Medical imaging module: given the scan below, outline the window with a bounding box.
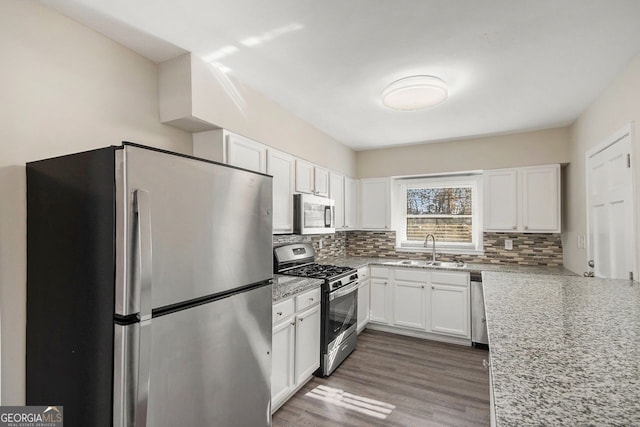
[394,175,482,253]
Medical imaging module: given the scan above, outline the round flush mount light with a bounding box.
[382,75,448,111]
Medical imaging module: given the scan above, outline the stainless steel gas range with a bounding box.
[274,243,358,376]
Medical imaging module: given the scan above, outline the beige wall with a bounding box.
[356,127,571,178]
[160,54,357,176]
[564,53,640,275]
[0,0,192,404]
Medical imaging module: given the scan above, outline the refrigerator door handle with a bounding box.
[133,189,153,426]
[134,189,153,322]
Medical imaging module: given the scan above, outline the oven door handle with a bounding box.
[329,281,359,301]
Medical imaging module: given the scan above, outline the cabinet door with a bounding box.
[393,280,426,330]
[294,304,321,384]
[267,150,295,234]
[295,159,314,194]
[329,173,345,229]
[314,167,330,197]
[360,178,390,229]
[483,170,517,231]
[271,319,295,410]
[522,165,560,232]
[226,133,267,173]
[429,272,470,338]
[344,177,357,229]
[369,278,390,324]
[357,280,370,332]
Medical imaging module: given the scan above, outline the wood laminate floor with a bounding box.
[272,329,490,427]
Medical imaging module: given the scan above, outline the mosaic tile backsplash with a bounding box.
[275,230,563,267]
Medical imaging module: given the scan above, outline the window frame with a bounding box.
[394,174,483,254]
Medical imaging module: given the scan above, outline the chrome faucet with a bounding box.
[424,233,436,263]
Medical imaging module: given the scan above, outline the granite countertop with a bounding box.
[272,274,322,303]
[319,256,575,276]
[483,271,640,425]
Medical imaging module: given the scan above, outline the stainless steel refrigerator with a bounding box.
[26,143,273,426]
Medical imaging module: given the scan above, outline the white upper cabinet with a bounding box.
[484,169,518,231]
[344,177,357,229]
[267,150,295,234]
[521,165,561,231]
[314,167,330,197]
[192,129,267,173]
[483,164,561,233]
[295,159,329,197]
[359,178,390,230]
[329,173,345,229]
[226,133,267,173]
[295,159,315,194]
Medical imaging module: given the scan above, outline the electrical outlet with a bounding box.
[505,239,513,250]
[577,235,586,249]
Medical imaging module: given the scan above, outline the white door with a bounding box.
[521,165,560,232]
[369,278,390,324]
[429,283,469,338]
[360,178,390,229]
[294,304,321,384]
[344,178,358,229]
[586,126,635,279]
[314,167,330,197]
[295,159,314,194]
[392,280,426,330]
[271,319,295,410]
[329,173,345,229]
[357,280,370,332]
[226,133,267,173]
[483,169,518,231]
[267,150,295,234]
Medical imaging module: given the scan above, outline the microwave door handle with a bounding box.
[324,206,332,227]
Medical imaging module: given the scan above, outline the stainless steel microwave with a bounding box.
[293,194,335,234]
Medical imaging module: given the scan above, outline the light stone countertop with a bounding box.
[483,271,640,426]
[272,274,322,303]
[319,256,576,276]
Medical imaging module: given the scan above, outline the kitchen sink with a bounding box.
[386,260,467,269]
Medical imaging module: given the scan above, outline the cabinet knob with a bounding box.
[431,286,435,290]
[421,285,425,289]
[277,311,283,316]
[290,321,296,326]
[309,297,314,302]
[299,317,304,322]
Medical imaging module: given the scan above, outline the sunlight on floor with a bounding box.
[305,385,396,420]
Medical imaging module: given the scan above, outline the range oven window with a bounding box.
[328,286,357,344]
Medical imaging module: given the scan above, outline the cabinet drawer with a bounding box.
[394,268,429,282]
[296,288,321,311]
[273,298,295,325]
[370,266,389,278]
[431,271,469,286]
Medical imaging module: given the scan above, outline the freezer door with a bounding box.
[116,145,273,314]
[114,284,272,426]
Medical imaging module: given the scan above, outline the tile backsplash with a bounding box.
[273,232,346,261]
[275,230,563,266]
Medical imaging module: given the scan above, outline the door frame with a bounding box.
[584,122,637,280]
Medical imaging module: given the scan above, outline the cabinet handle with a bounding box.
[277,311,283,316]
[431,286,435,290]
[384,281,388,285]
[421,285,424,289]
[309,297,314,302]
[290,321,296,326]
[299,317,304,322]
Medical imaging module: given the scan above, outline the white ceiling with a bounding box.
[41,0,640,150]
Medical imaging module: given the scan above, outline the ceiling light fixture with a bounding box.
[382,75,448,111]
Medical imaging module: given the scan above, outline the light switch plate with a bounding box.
[505,239,513,250]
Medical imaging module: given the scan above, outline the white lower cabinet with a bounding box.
[356,266,370,332]
[271,318,295,408]
[393,280,426,330]
[368,266,471,343]
[271,288,321,413]
[294,304,321,384]
[430,271,470,338]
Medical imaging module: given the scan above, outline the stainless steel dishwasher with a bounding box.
[470,272,489,348]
